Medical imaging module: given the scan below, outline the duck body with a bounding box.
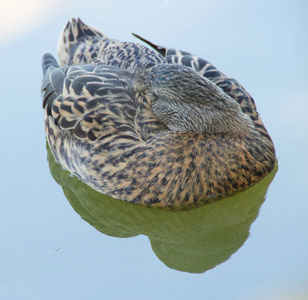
[42,18,275,207]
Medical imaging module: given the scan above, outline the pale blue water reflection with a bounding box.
[0,0,307,299]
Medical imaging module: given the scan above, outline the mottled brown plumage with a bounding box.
[41,18,276,207]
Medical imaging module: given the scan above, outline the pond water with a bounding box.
[1,1,307,299]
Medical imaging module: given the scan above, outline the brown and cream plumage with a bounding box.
[41,18,276,207]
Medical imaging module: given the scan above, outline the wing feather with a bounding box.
[42,57,140,144]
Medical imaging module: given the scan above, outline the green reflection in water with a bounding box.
[47,145,277,273]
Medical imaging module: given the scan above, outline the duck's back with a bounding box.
[58,18,166,71]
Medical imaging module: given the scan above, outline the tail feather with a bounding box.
[42,53,59,75]
[41,53,65,112]
[57,18,107,66]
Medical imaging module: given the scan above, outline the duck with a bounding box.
[41,18,276,207]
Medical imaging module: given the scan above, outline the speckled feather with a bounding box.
[41,18,275,207]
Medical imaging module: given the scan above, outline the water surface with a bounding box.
[1,1,307,299]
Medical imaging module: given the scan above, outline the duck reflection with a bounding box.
[47,145,277,273]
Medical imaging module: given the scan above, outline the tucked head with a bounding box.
[135,64,255,135]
